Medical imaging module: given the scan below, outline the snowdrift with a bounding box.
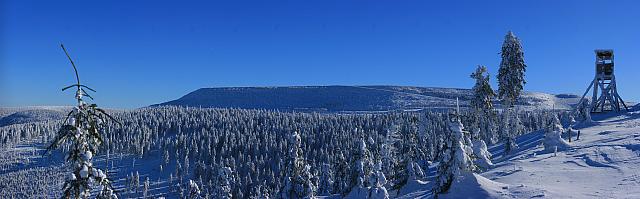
[440,172,544,199]
[397,179,430,197]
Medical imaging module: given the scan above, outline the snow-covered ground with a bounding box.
[400,104,640,199]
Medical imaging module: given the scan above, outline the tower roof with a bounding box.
[595,49,613,56]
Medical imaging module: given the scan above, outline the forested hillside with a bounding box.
[0,106,570,198]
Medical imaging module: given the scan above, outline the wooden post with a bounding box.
[568,129,572,142]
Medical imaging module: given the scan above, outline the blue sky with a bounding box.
[1,0,639,109]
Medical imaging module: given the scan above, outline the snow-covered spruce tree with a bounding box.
[470,65,497,142]
[393,118,421,191]
[497,31,525,156]
[497,31,527,108]
[501,110,519,155]
[347,136,372,197]
[318,163,333,196]
[470,128,493,171]
[368,160,389,199]
[433,114,475,196]
[450,115,476,172]
[189,179,201,198]
[214,167,233,199]
[46,44,118,199]
[543,113,570,153]
[143,177,150,199]
[470,65,496,113]
[576,98,593,124]
[333,147,350,195]
[381,122,399,189]
[281,131,315,199]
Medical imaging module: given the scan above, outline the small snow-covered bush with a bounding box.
[543,115,570,153]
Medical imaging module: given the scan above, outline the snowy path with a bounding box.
[483,107,640,198]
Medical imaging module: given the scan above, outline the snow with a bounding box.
[345,187,369,199]
[83,151,93,161]
[369,187,390,199]
[397,178,430,197]
[472,140,493,170]
[441,172,545,199]
[80,165,89,178]
[400,104,640,198]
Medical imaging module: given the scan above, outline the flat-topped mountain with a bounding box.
[154,86,581,112]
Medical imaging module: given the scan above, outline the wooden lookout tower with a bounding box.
[578,49,629,113]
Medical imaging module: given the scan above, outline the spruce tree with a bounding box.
[351,136,371,190]
[215,167,233,199]
[470,65,497,145]
[470,65,495,113]
[189,179,201,198]
[497,31,527,108]
[332,148,350,195]
[497,32,525,155]
[433,114,475,197]
[501,110,518,155]
[368,160,389,199]
[281,131,315,199]
[318,163,333,196]
[143,177,150,199]
[46,44,118,199]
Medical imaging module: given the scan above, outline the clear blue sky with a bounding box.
[1,0,639,109]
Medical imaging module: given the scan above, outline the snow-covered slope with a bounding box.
[0,107,68,127]
[154,86,581,112]
[400,104,640,199]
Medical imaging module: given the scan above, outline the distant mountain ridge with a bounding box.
[0,107,67,127]
[154,85,581,112]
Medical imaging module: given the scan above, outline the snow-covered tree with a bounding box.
[543,114,570,152]
[134,171,140,193]
[471,65,495,112]
[501,110,519,155]
[497,31,525,156]
[318,163,333,196]
[470,65,498,144]
[497,31,527,107]
[381,123,399,188]
[214,167,233,199]
[368,160,389,199]
[346,135,373,198]
[189,179,201,198]
[393,118,421,191]
[143,177,150,198]
[450,116,476,172]
[433,114,475,196]
[576,98,593,124]
[46,44,118,199]
[281,131,315,199]
[333,148,350,195]
[353,136,371,188]
[471,128,493,171]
